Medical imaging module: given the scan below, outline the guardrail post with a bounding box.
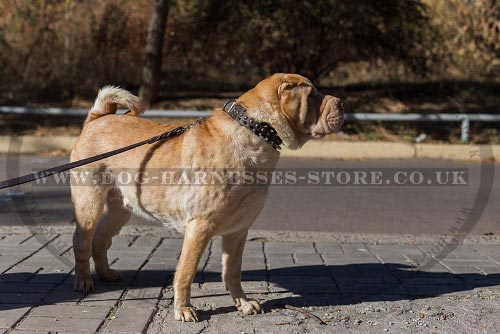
[461,117,470,143]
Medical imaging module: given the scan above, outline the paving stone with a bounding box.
[0,293,44,304]
[123,287,162,308]
[110,255,150,271]
[42,281,82,305]
[29,271,72,284]
[150,239,182,260]
[192,294,233,312]
[105,307,155,333]
[420,245,485,260]
[265,242,316,255]
[242,280,268,293]
[133,264,173,287]
[443,264,484,275]
[0,271,36,283]
[472,246,500,262]
[327,261,398,283]
[474,265,500,276]
[269,265,329,277]
[404,283,475,297]
[107,235,136,249]
[242,241,264,257]
[294,253,323,265]
[338,282,407,295]
[0,305,30,329]
[9,330,55,334]
[400,277,467,286]
[266,254,294,267]
[0,235,33,247]
[0,283,54,294]
[241,273,267,282]
[241,258,267,272]
[79,286,124,307]
[17,235,57,251]
[129,236,162,250]
[339,243,370,254]
[0,252,34,263]
[2,232,500,333]
[17,316,102,333]
[322,255,380,266]
[196,282,228,296]
[0,235,48,251]
[270,276,338,294]
[314,242,343,255]
[30,305,111,319]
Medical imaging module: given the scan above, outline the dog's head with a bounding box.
[240,73,344,149]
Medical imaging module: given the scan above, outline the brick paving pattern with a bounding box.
[0,233,499,333]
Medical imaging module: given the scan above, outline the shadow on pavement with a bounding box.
[1,264,499,318]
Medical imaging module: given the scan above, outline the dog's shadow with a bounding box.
[1,263,499,321]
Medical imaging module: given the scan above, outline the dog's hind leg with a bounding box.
[222,229,263,315]
[92,188,131,282]
[72,184,107,293]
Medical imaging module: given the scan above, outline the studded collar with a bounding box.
[222,99,283,151]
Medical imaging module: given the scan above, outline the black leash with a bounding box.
[0,116,210,190]
[0,99,283,191]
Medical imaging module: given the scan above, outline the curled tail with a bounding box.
[84,86,144,125]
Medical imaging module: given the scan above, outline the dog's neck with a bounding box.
[223,100,283,150]
[238,92,301,150]
[206,109,280,168]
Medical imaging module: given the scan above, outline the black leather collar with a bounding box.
[223,99,283,150]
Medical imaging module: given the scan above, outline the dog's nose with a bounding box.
[337,99,345,112]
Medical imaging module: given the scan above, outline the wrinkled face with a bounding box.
[277,74,344,143]
[249,73,344,148]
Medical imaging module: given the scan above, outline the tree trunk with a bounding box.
[139,0,170,107]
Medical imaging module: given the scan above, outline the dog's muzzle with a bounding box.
[311,96,345,139]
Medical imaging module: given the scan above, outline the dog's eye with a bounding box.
[308,88,318,98]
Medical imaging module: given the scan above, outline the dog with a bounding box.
[70,73,344,322]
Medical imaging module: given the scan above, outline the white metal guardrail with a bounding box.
[2,106,500,142]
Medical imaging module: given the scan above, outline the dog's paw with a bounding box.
[174,306,199,322]
[74,275,94,293]
[237,298,263,315]
[97,268,122,282]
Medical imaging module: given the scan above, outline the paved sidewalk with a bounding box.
[0,230,499,333]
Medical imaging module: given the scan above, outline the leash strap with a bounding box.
[0,117,210,190]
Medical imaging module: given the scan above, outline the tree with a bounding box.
[139,0,170,106]
[168,0,440,82]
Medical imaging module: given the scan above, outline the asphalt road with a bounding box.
[0,155,498,235]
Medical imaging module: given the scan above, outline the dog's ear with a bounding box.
[278,82,317,134]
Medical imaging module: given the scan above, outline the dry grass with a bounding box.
[0,0,498,106]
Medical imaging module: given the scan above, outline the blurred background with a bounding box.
[0,0,498,144]
[0,0,499,235]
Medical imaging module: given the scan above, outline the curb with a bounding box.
[0,135,499,161]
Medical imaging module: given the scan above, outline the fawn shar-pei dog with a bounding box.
[71,73,344,322]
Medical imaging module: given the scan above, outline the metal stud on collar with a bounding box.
[223,99,283,150]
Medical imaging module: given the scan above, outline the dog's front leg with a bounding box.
[222,229,263,315]
[174,219,214,322]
